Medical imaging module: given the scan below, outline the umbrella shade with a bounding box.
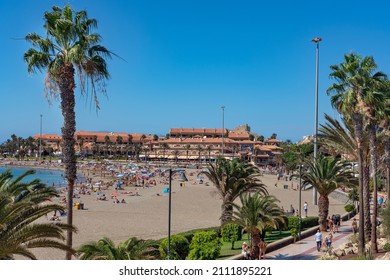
[162,188,169,193]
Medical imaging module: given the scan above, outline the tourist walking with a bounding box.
[324,232,333,250]
[314,229,322,252]
[328,216,334,233]
[351,218,358,234]
[303,202,308,217]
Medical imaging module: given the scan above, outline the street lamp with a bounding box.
[165,168,188,260]
[167,169,173,260]
[221,106,225,158]
[298,164,303,240]
[311,37,322,205]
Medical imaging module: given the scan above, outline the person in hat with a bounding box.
[242,242,248,260]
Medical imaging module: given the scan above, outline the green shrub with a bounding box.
[290,228,298,240]
[344,204,355,213]
[221,223,242,249]
[180,226,221,243]
[287,216,299,230]
[383,243,390,252]
[159,235,189,260]
[301,216,319,229]
[187,231,222,260]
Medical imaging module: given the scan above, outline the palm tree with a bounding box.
[230,193,287,246]
[24,5,112,259]
[185,144,191,162]
[160,143,169,162]
[201,157,268,225]
[327,53,381,256]
[0,170,76,260]
[298,156,357,231]
[77,237,159,260]
[116,135,123,159]
[127,134,133,159]
[363,80,388,253]
[318,114,374,237]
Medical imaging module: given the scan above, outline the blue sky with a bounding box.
[1,0,390,143]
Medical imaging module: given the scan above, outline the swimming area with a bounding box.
[0,166,86,187]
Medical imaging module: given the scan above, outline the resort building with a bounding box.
[34,127,283,166]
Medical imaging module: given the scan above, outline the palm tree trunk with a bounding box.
[363,161,371,240]
[318,194,329,231]
[353,112,365,257]
[59,64,77,260]
[368,123,378,253]
[384,135,390,200]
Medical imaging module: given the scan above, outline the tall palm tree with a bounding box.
[318,113,374,236]
[201,157,268,225]
[327,53,381,256]
[24,5,112,259]
[363,80,388,253]
[116,135,123,159]
[77,237,159,260]
[127,134,133,159]
[185,144,191,162]
[0,170,76,260]
[298,156,357,231]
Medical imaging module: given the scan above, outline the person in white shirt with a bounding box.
[314,229,322,252]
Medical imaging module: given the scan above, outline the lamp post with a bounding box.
[168,168,173,260]
[39,114,43,160]
[298,164,303,240]
[311,37,321,205]
[221,106,225,158]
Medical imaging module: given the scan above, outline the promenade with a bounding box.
[265,219,354,260]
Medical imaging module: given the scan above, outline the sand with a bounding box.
[4,160,347,260]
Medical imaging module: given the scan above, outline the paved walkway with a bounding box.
[265,219,354,260]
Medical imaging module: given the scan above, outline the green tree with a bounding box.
[0,170,76,260]
[78,237,159,260]
[201,157,268,225]
[159,235,189,260]
[327,53,381,256]
[221,223,242,250]
[24,5,112,259]
[230,193,286,253]
[298,156,357,231]
[187,231,222,260]
[364,78,388,253]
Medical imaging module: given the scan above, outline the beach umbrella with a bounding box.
[162,188,169,193]
[178,173,188,182]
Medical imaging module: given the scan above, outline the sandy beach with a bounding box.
[3,160,348,260]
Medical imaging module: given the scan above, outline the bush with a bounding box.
[383,243,390,252]
[187,231,222,260]
[221,223,242,250]
[287,216,299,230]
[159,235,189,260]
[301,216,319,229]
[290,228,298,240]
[344,204,355,213]
[180,226,221,243]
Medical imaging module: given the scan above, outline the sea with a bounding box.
[0,166,86,187]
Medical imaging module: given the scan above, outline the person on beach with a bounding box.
[314,229,322,252]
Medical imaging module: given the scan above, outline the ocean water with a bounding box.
[0,166,85,187]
